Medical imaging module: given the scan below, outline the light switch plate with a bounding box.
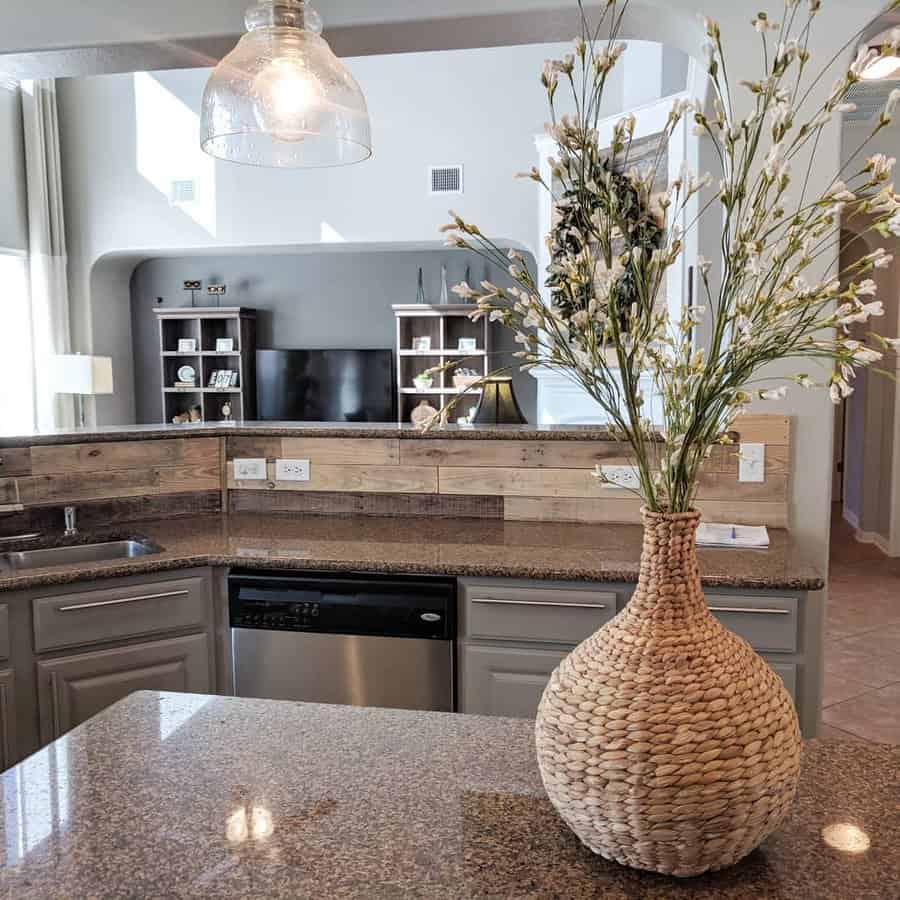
[275,458,310,482]
[738,443,765,483]
[233,458,267,480]
[599,465,641,490]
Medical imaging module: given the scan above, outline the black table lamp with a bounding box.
[472,377,527,425]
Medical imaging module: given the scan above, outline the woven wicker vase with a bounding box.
[535,508,802,877]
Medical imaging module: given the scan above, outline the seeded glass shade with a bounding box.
[200,0,372,168]
[472,377,528,425]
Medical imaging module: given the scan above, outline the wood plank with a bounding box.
[225,437,284,459]
[25,463,221,505]
[696,471,789,501]
[725,414,790,445]
[30,438,219,475]
[705,444,790,476]
[439,466,605,498]
[228,462,437,494]
[280,438,399,466]
[227,437,400,466]
[0,447,32,477]
[504,497,788,527]
[400,439,634,469]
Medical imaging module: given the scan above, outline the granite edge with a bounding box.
[0,548,825,593]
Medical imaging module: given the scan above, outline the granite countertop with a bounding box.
[0,691,895,899]
[0,513,824,592]
[0,421,625,447]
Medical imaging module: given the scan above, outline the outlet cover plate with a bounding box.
[738,443,766,483]
[234,458,267,480]
[275,458,311,482]
[600,465,641,490]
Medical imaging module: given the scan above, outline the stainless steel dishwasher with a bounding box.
[229,570,456,711]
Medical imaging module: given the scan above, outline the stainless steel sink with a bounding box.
[0,540,159,572]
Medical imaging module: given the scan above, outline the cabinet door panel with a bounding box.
[460,643,568,718]
[38,633,210,742]
[766,660,797,702]
[0,668,16,771]
[0,604,8,661]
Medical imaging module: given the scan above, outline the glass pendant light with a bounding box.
[200,0,372,168]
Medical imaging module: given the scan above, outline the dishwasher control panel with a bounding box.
[228,570,455,640]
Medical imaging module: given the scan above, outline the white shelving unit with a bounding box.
[154,307,256,424]
[392,304,490,425]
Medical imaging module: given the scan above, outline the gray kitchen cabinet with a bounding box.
[457,576,816,736]
[0,668,16,771]
[37,633,212,742]
[461,644,568,718]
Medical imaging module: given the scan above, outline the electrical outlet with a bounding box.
[275,458,310,482]
[600,465,641,490]
[234,458,267,480]
[738,443,766,483]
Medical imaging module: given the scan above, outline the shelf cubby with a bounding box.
[392,304,490,425]
[155,307,256,424]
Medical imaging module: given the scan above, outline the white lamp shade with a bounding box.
[51,355,114,396]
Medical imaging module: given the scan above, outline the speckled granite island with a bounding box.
[0,692,895,899]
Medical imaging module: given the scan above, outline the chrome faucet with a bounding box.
[64,506,78,537]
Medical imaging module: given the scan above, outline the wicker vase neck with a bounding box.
[625,508,707,625]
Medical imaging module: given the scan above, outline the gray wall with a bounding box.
[0,86,28,252]
[130,248,538,424]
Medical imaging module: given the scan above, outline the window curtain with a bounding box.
[20,78,74,432]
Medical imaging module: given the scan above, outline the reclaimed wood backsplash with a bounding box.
[225,416,791,526]
[0,416,790,527]
[0,438,221,510]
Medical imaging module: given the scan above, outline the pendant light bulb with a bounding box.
[252,58,324,142]
[201,0,372,167]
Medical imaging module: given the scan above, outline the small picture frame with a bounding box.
[457,337,478,352]
[215,371,230,389]
[411,336,432,353]
[215,338,235,353]
[177,338,197,353]
[229,371,239,387]
[208,369,220,388]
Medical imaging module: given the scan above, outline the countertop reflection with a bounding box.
[0,692,895,899]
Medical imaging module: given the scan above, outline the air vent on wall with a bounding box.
[844,80,900,123]
[429,165,464,195]
[170,179,197,205]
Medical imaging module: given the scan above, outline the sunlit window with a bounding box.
[0,252,34,434]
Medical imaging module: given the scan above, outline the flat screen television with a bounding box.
[256,349,396,422]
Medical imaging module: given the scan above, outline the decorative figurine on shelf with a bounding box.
[415,267,426,304]
[413,373,434,391]
[171,403,201,424]
[439,264,449,305]
[221,401,233,422]
[410,399,438,429]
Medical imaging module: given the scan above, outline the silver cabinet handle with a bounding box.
[708,606,790,615]
[58,589,189,612]
[472,597,607,610]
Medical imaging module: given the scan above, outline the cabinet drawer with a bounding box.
[767,661,797,702]
[706,594,798,652]
[460,643,568,718]
[464,584,615,644]
[33,575,209,653]
[0,605,8,661]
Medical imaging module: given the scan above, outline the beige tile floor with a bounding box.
[819,507,900,742]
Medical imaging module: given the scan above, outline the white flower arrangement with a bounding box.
[441,0,900,513]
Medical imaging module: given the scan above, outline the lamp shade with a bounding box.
[472,377,527,425]
[51,355,114,396]
[200,0,372,168]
